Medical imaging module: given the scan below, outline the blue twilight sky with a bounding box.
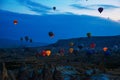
[0,0,120,21]
[0,0,120,44]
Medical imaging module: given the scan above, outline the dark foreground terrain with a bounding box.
[0,35,120,80]
[0,51,120,80]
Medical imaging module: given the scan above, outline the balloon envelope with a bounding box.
[13,20,18,25]
[69,42,74,47]
[53,6,56,10]
[48,32,54,38]
[87,32,91,38]
[46,50,51,56]
[103,47,108,52]
[98,7,103,13]
[59,48,65,53]
[41,50,46,56]
[69,48,74,53]
[90,43,96,48]
[78,44,84,49]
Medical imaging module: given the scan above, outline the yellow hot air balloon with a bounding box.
[46,50,51,56]
[103,47,108,52]
[69,42,74,47]
[69,48,74,53]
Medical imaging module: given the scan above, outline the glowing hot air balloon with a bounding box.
[103,47,108,52]
[69,48,74,53]
[46,50,51,56]
[13,20,18,25]
[98,7,103,13]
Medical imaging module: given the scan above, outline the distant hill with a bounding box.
[48,35,120,49]
[0,38,48,48]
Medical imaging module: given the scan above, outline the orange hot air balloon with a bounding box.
[46,50,51,56]
[69,42,74,47]
[69,48,74,53]
[103,47,108,52]
[13,20,18,25]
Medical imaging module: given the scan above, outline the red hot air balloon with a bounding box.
[98,7,103,13]
[90,43,96,48]
[48,32,54,38]
[41,50,46,56]
[13,20,18,25]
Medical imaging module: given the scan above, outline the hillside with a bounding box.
[0,38,48,48]
[48,35,120,49]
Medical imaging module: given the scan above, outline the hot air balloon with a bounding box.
[29,39,32,43]
[53,6,56,11]
[78,44,84,49]
[24,36,29,42]
[86,49,94,55]
[69,48,74,53]
[46,50,51,56]
[13,20,18,25]
[90,43,96,48]
[20,37,23,42]
[69,42,74,47]
[41,50,46,56]
[98,7,103,13]
[78,45,83,49]
[59,48,64,56]
[103,47,108,52]
[48,32,54,38]
[87,32,91,38]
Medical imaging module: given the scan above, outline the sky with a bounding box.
[0,0,120,21]
[0,0,120,44]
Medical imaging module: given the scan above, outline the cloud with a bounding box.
[71,4,94,10]
[96,4,120,9]
[17,0,51,14]
[71,3,120,11]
